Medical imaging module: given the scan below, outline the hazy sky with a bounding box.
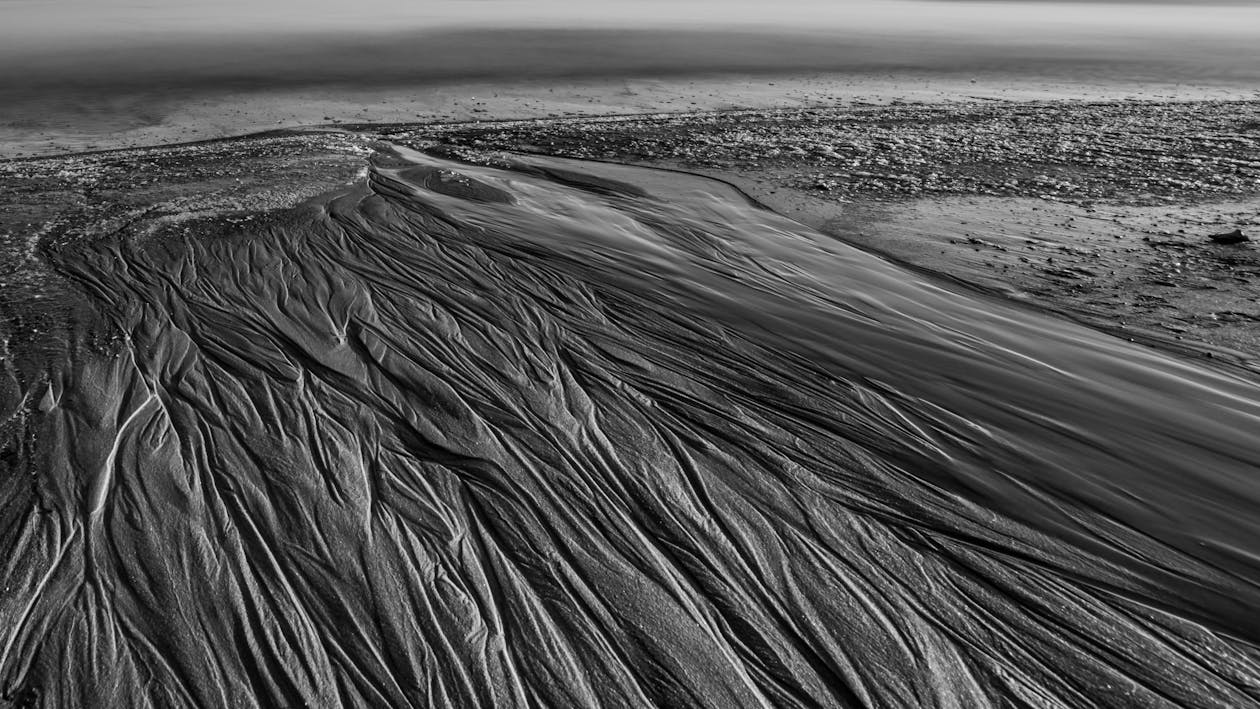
[4,0,1260,47]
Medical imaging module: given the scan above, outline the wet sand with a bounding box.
[5,132,1260,706]
[405,100,1260,369]
[6,23,1260,697]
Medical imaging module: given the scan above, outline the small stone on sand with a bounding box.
[1209,229,1248,245]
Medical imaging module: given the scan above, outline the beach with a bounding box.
[6,5,1260,706]
[376,99,1260,367]
[5,125,1260,705]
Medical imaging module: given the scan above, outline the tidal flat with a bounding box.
[4,97,1260,707]
[397,99,1260,367]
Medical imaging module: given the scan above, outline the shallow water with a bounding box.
[4,146,1260,706]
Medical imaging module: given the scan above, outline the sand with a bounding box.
[395,99,1260,371]
[750,191,1260,365]
[6,139,1260,706]
[6,33,1260,701]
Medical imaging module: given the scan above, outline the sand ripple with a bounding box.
[4,146,1260,707]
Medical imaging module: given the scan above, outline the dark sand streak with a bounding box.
[3,144,1260,706]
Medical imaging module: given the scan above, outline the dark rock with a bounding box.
[1209,229,1248,245]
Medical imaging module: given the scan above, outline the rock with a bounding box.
[1208,228,1249,245]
